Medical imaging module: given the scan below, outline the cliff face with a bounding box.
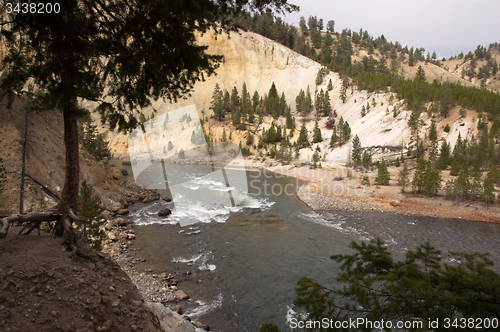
[95,30,481,166]
[95,30,322,158]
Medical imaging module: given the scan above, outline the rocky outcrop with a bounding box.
[144,302,195,332]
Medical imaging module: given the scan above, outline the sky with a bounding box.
[278,0,500,58]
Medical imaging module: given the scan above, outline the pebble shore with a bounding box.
[297,186,389,213]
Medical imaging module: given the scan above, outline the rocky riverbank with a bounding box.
[100,213,212,331]
[256,162,500,223]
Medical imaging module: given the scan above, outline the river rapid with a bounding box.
[113,161,500,331]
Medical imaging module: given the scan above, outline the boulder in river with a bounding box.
[158,208,172,217]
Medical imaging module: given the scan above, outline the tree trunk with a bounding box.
[54,108,80,243]
[19,110,28,214]
[58,108,80,215]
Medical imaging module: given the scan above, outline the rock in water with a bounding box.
[158,208,172,217]
[121,169,128,176]
[117,209,129,215]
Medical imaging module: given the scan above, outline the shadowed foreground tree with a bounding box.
[0,0,297,246]
[294,239,500,331]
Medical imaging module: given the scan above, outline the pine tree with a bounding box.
[438,140,452,169]
[285,108,294,129]
[375,160,390,185]
[245,133,253,146]
[77,181,105,250]
[322,90,332,116]
[210,83,224,121]
[398,162,410,193]
[424,160,442,196]
[294,239,500,329]
[340,76,348,103]
[483,164,498,204]
[327,79,333,91]
[297,122,309,148]
[311,148,321,169]
[221,128,227,142]
[341,119,351,143]
[313,121,322,143]
[416,65,426,81]
[351,135,362,167]
[429,120,438,143]
[330,127,338,147]
[178,149,185,159]
[83,122,112,161]
[362,151,372,168]
[412,157,426,192]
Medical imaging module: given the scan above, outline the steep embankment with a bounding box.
[0,96,160,214]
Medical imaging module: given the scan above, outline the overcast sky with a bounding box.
[279,0,500,58]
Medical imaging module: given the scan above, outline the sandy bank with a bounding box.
[247,160,500,223]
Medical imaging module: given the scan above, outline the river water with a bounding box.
[113,161,500,331]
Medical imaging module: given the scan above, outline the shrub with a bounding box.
[77,181,105,250]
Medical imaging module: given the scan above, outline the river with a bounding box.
[112,161,500,331]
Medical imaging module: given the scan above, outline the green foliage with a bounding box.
[311,147,321,169]
[398,162,410,192]
[190,129,205,145]
[429,120,438,142]
[246,133,254,146]
[444,123,451,132]
[438,140,452,169]
[415,65,426,81]
[483,164,498,204]
[315,67,329,86]
[83,122,112,161]
[337,117,351,144]
[178,149,185,159]
[329,127,338,147]
[294,239,500,331]
[375,159,390,185]
[362,151,372,169]
[351,135,362,167]
[77,181,105,250]
[340,76,348,103]
[167,141,173,151]
[327,79,333,91]
[210,83,224,121]
[297,122,309,148]
[312,121,322,143]
[361,176,370,186]
[259,322,283,332]
[296,86,313,116]
[221,128,227,142]
[412,157,426,192]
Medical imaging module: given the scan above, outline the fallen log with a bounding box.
[0,211,62,239]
